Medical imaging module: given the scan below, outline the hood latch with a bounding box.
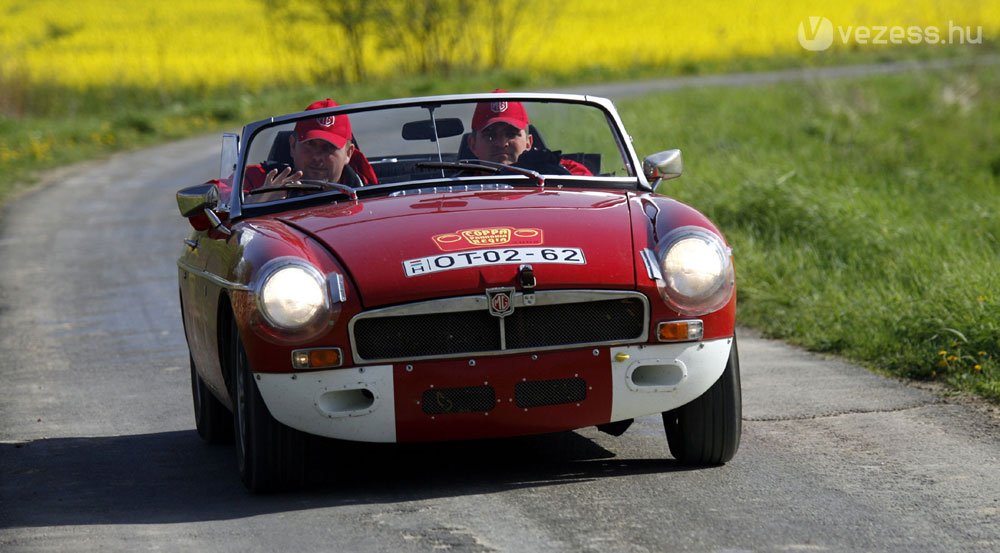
[519,264,536,306]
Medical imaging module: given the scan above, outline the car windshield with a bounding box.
[236,97,637,207]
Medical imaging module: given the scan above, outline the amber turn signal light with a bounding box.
[291,347,343,370]
[656,320,704,342]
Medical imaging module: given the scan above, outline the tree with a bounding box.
[259,0,383,83]
[315,0,376,82]
[479,0,531,70]
[391,0,476,75]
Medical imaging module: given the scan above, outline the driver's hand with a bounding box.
[263,166,304,187]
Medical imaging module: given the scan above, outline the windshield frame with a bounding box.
[227,92,649,221]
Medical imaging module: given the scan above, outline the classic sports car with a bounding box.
[176,92,740,492]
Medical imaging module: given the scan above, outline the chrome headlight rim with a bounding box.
[655,226,735,316]
[253,257,333,332]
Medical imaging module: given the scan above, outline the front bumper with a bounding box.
[255,337,733,443]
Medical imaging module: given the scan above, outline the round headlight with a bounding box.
[657,227,734,315]
[258,262,329,330]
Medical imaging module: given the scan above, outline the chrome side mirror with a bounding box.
[220,133,239,180]
[176,183,220,218]
[643,149,683,183]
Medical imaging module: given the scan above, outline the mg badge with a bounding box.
[486,287,515,318]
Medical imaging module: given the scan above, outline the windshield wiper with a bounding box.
[245,180,358,200]
[415,159,545,187]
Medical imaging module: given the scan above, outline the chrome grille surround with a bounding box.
[349,290,649,364]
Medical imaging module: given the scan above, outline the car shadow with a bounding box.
[1,428,698,528]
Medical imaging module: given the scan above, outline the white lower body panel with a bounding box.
[253,337,733,442]
[609,338,733,422]
[255,365,397,442]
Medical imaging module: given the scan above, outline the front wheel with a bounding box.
[231,321,305,492]
[663,335,742,465]
[190,354,232,444]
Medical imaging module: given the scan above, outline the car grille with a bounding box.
[353,309,501,360]
[350,290,648,363]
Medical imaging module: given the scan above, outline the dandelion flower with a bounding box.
[937,359,948,368]
[974,364,982,371]
[938,350,947,356]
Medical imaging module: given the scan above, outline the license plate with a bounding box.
[403,247,586,277]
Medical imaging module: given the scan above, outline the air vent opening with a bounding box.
[629,363,686,389]
[318,388,376,415]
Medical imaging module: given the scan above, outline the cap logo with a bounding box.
[318,115,335,127]
[490,101,508,114]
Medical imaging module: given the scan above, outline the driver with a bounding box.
[244,98,377,192]
[190,99,376,229]
[466,89,592,176]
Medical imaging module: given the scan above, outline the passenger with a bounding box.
[466,89,592,176]
[244,98,377,193]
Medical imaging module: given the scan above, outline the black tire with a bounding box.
[231,321,305,493]
[663,335,742,465]
[190,354,233,444]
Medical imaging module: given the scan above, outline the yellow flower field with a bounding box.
[0,0,997,94]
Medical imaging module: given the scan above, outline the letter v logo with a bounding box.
[798,16,834,51]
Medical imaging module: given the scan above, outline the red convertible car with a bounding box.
[176,92,740,492]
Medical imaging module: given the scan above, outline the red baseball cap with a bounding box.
[472,89,529,132]
[294,98,352,149]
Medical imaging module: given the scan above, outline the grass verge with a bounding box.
[620,60,999,400]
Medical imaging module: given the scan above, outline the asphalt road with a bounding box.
[2,63,1000,552]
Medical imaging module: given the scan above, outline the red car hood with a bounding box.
[278,189,637,308]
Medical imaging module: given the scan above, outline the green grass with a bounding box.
[620,61,1000,400]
